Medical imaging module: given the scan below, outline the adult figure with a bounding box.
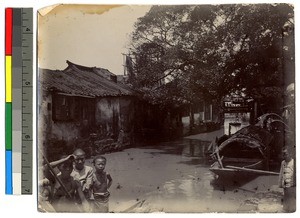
[279,147,296,212]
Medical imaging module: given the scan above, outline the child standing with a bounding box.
[71,148,94,202]
[91,155,113,212]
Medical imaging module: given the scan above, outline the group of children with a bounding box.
[39,148,112,213]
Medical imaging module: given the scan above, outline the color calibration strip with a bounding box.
[6,7,13,195]
[5,8,33,195]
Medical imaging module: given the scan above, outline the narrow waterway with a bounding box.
[86,138,282,213]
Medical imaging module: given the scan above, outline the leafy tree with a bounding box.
[128,4,294,123]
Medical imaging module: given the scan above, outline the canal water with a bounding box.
[86,138,282,213]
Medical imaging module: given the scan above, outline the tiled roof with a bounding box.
[39,61,134,97]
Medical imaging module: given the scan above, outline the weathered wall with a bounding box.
[39,93,95,141]
[38,91,52,150]
[95,96,134,142]
[39,93,136,160]
[95,97,120,139]
[39,92,82,160]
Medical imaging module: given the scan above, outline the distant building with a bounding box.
[222,94,255,135]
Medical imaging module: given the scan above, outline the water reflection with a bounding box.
[182,139,211,158]
[211,174,258,192]
[161,174,215,199]
[161,138,217,198]
[146,138,260,195]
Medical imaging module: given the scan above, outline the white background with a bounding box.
[0,0,298,217]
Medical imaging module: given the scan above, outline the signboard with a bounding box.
[223,99,251,113]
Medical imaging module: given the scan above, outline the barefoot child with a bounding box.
[91,155,113,212]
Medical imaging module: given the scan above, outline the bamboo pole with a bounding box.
[226,165,280,175]
[40,151,73,199]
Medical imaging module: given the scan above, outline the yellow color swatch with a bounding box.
[6,55,12,102]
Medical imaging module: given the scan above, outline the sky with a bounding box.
[38,4,151,74]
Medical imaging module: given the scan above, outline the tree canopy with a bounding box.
[128,4,294,113]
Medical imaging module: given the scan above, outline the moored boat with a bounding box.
[209,116,285,178]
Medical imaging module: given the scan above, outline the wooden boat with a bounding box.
[210,161,279,178]
[209,123,281,178]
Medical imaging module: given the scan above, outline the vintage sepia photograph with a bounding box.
[37,4,295,213]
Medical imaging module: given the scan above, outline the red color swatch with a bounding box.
[5,8,13,55]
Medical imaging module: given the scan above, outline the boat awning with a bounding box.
[218,125,273,158]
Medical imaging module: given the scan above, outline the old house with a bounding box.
[39,61,135,159]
